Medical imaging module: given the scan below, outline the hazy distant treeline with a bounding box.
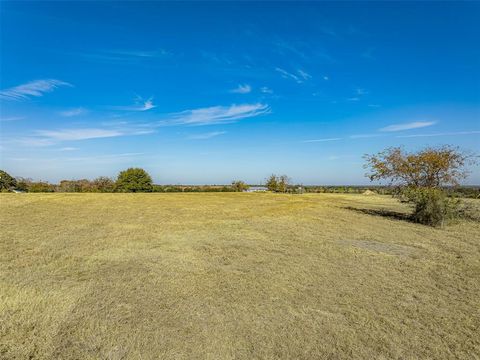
[6,178,480,198]
[2,161,479,198]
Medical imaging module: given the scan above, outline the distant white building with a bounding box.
[244,186,268,192]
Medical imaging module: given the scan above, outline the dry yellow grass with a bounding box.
[1,193,479,359]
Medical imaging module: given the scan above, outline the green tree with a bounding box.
[231,180,249,192]
[266,174,278,192]
[115,168,153,192]
[277,175,290,193]
[15,177,29,192]
[0,170,17,191]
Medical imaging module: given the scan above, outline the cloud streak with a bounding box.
[380,121,436,132]
[14,103,269,147]
[302,138,342,143]
[0,79,72,101]
[230,84,252,94]
[164,103,270,126]
[397,130,480,138]
[260,87,273,94]
[0,116,25,122]
[59,107,87,117]
[188,131,226,140]
[20,127,154,146]
[113,96,156,111]
[275,68,311,83]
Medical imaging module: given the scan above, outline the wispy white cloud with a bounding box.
[113,96,156,111]
[0,116,24,122]
[35,128,126,141]
[276,68,311,83]
[274,39,307,59]
[297,69,311,80]
[0,79,72,101]
[59,107,87,117]
[106,49,169,58]
[323,75,329,81]
[13,103,269,148]
[164,103,270,126]
[368,104,381,108]
[356,88,369,95]
[397,130,480,138]
[380,121,436,132]
[349,134,383,139]
[58,147,79,151]
[188,131,226,140]
[260,86,273,94]
[230,84,251,94]
[80,49,170,63]
[302,137,342,143]
[29,127,153,144]
[346,88,369,102]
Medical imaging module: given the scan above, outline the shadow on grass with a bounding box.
[345,207,413,223]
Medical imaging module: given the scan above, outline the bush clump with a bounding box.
[115,168,153,192]
[401,187,461,227]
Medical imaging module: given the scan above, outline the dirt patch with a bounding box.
[338,239,416,257]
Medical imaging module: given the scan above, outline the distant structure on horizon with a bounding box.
[244,186,268,193]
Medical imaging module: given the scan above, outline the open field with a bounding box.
[1,193,479,359]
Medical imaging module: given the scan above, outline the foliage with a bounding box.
[364,146,475,188]
[277,175,290,193]
[265,174,290,193]
[401,187,461,227]
[266,174,278,192]
[27,181,55,193]
[0,170,17,191]
[231,180,249,192]
[58,179,93,192]
[14,178,29,192]
[93,177,115,193]
[115,168,153,192]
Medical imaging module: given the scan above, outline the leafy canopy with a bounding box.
[0,170,17,191]
[265,174,290,193]
[231,180,249,192]
[115,168,153,192]
[364,146,475,188]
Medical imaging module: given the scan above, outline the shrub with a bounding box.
[58,179,94,192]
[266,174,278,192]
[115,168,153,192]
[231,180,249,192]
[27,181,55,193]
[93,177,115,192]
[0,170,17,191]
[402,187,461,227]
[265,174,290,193]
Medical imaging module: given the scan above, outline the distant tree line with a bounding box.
[1,146,479,205]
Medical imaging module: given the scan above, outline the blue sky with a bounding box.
[1,1,479,185]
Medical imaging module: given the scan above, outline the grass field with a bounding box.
[1,193,479,359]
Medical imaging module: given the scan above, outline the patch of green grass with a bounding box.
[1,193,479,359]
